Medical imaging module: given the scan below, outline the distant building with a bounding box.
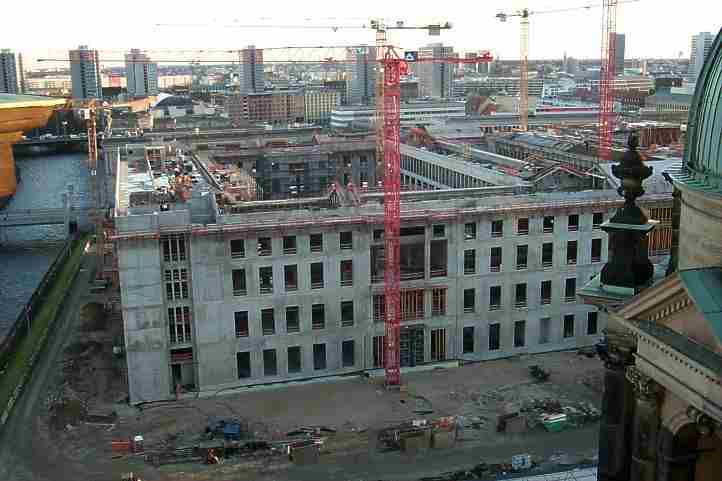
[417,43,455,99]
[464,52,480,74]
[614,33,626,74]
[323,79,348,105]
[228,91,304,126]
[69,45,102,100]
[346,46,376,105]
[0,49,19,94]
[453,77,545,97]
[304,89,340,125]
[581,75,654,94]
[239,46,264,94]
[125,49,159,98]
[688,32,714,81]
[400,80,419,101]
[330,100,465,129]
[25,75,73,95]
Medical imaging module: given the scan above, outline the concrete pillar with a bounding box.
[626,366,662,481]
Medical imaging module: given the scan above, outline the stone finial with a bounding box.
[600,131,656,289]
[610,131,654,225]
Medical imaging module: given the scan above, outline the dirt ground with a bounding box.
[104,351,603,481]
[22,296,605,481]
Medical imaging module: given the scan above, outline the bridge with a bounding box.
[0,207,91,228]
[16,135,90,146]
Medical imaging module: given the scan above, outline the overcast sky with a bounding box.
[5,0,720,68]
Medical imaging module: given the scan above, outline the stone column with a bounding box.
[656,406,715,481]
[598,337,636,481]
[627,366,662,481]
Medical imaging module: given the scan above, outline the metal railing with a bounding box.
[430,268,447,278]
[401,271,424,281]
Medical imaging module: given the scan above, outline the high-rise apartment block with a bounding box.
[688,32,714,81]
[417,43,455,99]
[0,49,19,94]
[239,46,264,94]
[614,33,626,74]
[125,49,159,98]
[346,46,376,105]
[69,45,102,100]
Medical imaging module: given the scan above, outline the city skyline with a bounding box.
[3,0,721,69]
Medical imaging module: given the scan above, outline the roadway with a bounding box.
[0,253,113,481]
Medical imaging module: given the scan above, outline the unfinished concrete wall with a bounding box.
[118,238,169,403]
[118,201,620,397]
[191,227,373,391]
[453,211,606,361]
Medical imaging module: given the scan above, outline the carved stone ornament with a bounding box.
[626,366,661,400]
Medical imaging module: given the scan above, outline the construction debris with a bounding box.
[378,416,457,452]
[529,365,550,382]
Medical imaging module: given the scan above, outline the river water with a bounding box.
[0,153,89,339]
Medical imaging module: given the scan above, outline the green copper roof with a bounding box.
[680,28,722,193]
[636,319,722,377]
[679,267,722,344]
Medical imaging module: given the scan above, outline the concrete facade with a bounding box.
[614,33,626,74]
[239,46,264,94]
[330,101,465,129]
[227,91,304,126]
[69,45,102,100]
[688,32,714,82]
[346,47,376,106]
[416,43,455,99]
[116,176,667,402]
[0,50,19,94]
[304,89,340,125]
[125,49,159,98]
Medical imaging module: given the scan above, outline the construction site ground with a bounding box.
[0,260,605,481]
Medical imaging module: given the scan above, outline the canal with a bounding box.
[0,153,90,339]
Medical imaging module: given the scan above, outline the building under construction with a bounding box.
[111,131,673,403]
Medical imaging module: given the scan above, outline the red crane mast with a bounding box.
[380,49,492,386]
[598,0,619,162]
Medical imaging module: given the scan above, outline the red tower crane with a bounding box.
[379,49,492,386]
[598,0,619,162]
